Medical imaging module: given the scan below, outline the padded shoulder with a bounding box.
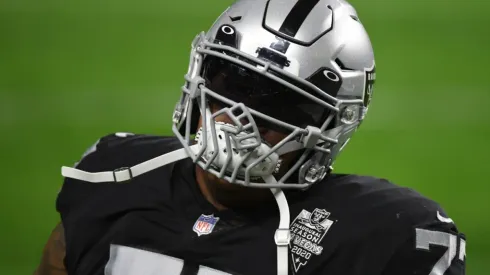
[303,174,455,232]
[73,133,183,172]
[56,133,184,273]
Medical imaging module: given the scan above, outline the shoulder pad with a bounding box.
[307,174,454,227]
[56,133,184,273]
[77,132,134,162]
[56,133,183,221]
[74,133,182,173]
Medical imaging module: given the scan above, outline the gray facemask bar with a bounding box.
[172,32,363,188]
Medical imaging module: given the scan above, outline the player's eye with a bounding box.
[202,57,329,130]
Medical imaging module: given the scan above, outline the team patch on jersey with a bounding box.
[289,208,335,273]
[193,214,220,236]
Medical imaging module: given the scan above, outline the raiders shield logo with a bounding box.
[309,208,331,230]
[363,64,376,107]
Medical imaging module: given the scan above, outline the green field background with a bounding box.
[1,0,489,274]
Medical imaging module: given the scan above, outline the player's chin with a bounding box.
[210,175,246,190]
[219,174,266,188]
[207,172,266,190]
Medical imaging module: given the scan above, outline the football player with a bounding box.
[35,0,466,274]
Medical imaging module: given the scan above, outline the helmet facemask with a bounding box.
[172,33,361,189]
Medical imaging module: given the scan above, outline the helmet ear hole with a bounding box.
[190,103,201,135]
[178,102,201,136]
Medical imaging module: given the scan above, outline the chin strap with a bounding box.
[61,145,199,183]
[264,175,291,275]
[61,139,305,184]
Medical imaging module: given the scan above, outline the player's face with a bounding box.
[194,101,300,209]
[193,62,311,209]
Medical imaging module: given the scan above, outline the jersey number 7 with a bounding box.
[416,229,466,275]
[106,245,232,275]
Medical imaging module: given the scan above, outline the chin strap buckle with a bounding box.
[112,167,133,183]
[274,228,291,246]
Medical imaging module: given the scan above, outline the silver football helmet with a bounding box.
[61,1,376,274]
[172,0,376,189]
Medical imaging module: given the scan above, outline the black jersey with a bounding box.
[57,133,466,275]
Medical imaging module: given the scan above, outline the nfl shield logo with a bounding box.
[193,214,220,236]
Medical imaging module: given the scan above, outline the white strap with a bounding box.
[61,138,305,183]
[276,138,326,156]
[265,176,291,275]
[276,140,303,156]
[275,228,290,275]
[61,145,198,183]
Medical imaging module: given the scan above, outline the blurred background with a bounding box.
[1,0,489,274]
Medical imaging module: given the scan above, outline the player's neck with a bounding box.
[194,165,277,213]
[195,166,228,211]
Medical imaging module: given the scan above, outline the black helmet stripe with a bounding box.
[278,0,321,37]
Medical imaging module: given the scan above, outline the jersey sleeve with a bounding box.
[382,218,466,275]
